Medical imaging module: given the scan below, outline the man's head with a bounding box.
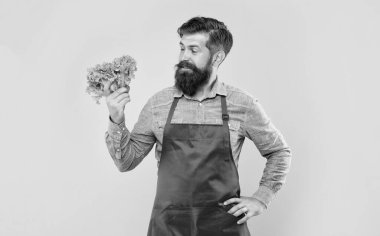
[174,17,233,96]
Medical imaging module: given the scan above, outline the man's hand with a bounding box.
[224,196,266,224]
[104,81,130,124]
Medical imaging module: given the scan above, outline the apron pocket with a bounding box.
[154,205,240,234]
[198,205,243,235]
[152,206,193,236]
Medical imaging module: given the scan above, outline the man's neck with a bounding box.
[193,71,218,101]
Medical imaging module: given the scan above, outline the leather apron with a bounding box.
[147,95,251,236]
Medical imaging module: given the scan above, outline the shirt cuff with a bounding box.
[108,115,127,141]
[251,185,276,209]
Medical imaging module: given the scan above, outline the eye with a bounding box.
[191,49,199,55]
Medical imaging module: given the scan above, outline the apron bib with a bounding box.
[147,95,251,236]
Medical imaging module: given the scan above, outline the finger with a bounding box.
[109,87,128,99]
[115,93,130,103]
[103,80,112,96]
[107,93,127,105]
[117,96,131,105]
[224,198,242,206]
[107,93,129,106]
[227,203,245,214]
[232,206,248,217]
[237,212,252,224]
[110,83,118,92]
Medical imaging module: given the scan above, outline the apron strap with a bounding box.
[221,95,229,124]
[166,97,180,126]
[221,96,231,162]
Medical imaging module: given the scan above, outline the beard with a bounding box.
[174,59,212,97]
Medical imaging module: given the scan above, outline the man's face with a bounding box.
[174,33,213,96]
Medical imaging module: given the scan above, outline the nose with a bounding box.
[179,49,191,62]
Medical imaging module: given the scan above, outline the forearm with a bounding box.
[252,147,292,208]
[104,116,154,172]
[243,97,292,208]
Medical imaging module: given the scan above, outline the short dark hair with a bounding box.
[177,16,233,56]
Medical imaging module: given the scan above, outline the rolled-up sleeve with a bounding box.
[104,98,156,172]
[241,97,292,208]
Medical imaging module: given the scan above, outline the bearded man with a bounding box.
[104,16,292,236]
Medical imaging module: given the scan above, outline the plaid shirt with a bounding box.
[105,79,291,208]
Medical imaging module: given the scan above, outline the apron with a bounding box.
[147,95,251,236]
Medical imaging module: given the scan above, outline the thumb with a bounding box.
[103,80,112,96]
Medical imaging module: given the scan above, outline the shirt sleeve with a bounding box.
[104,98,156,172]
[241,97,292,209]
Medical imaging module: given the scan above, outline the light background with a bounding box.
[1,0,379,235]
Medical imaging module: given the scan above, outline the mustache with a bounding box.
[175,61,198,71]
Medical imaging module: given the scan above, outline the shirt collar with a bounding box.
[173,77,227,100]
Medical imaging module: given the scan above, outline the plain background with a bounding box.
[1,0,379,235]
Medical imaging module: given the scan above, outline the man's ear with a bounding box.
[212,51,226,67]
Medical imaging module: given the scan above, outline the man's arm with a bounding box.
[242,97,292,209]
[104,97,156,172]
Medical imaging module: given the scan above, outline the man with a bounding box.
[104,16,291,236]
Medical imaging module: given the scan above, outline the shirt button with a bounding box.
[117,131,121,134]
[199,103,202,106]
[116,149,120,152]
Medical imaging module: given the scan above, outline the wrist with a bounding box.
[251,185,276,209]
[251,197,267,210]
[110,113,125,125]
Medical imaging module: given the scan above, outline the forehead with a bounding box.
[179,32,209,48]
